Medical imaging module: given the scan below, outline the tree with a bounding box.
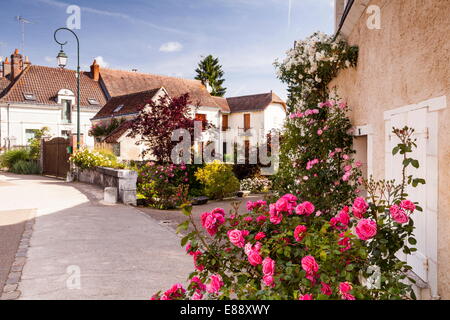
[28,126,50,160]
[127,93,209,162]
[273,32,360,215]
[195,55,226,97]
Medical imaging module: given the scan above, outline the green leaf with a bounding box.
[176,220,190,233]
[181,205,193,216]
[181,235,190,247]
[408,238,417,245]
[392,146,400,155]
[411,160,419,168]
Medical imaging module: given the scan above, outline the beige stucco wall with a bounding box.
[329,0,450,298]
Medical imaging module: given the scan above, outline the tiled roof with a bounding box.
[211,96,230,112]
[92,88,162,120]
[0,65,107,109]
[99,68,223,109]
[226,92,286,113]
[103,120,133,143]
[0,77,11,96]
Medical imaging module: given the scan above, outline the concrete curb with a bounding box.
[1,213,36,300]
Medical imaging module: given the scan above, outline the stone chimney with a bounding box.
[10,49,24,81]
[90,59,100,81]
[2,57,11,78]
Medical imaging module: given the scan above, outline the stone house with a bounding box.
[332,0,449,299]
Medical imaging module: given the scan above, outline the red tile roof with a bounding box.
[99,68,227,110]
[0,65,107,109]
[211,96,230,112]
[0,77,11,96]
[92,88,162,120]
[226,92,286,113]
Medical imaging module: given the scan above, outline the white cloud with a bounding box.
[44,56,54,63]
[159,42,183,53]
[94,56,109,68]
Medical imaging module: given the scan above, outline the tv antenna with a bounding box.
[15,16,33,54]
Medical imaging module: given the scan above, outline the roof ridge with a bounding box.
[101,67,203,84]
[109,87,163,99]
[226,92,272,100]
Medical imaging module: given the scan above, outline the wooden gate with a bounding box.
[42,137,70,178]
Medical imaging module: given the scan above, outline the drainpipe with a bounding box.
[334,0,355,40]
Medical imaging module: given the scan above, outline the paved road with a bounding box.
[139,195,265,236]
[0,173,192,300]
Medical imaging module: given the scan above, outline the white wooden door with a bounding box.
[385,107,430,282]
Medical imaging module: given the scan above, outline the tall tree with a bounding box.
[195,55,226,97]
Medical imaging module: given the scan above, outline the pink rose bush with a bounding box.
[152,126,423,300]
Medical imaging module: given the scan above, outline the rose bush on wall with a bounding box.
[152,127,425,300]
[274,32,360,214]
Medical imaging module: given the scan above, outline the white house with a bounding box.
[0,49,106,149]
[89,62,287,162]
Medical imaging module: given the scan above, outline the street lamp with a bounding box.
[54,27,80,150]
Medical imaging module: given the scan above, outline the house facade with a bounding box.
[0,49,106,149]
[332,0,449,299]
[90,62,286,162]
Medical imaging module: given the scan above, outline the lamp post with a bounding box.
[54,27,80,149]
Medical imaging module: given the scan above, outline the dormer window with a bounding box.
[88,98,99,105]
[57,89,75,124]
[113,104,124,113]
[23,92,36,101]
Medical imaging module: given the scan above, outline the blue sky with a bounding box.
[0,0,335,99]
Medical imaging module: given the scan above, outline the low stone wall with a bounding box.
[75,166,137,205]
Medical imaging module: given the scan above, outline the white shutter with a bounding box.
[385,107,429,281]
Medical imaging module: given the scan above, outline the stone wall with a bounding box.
[76,166,137,205]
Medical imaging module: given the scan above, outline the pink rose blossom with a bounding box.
[227,229,248,248]
[262,275,274,287]
[301,255,319,276]
[294,225,307,242]
[338,233,352,252]
[299,294,313,300]
[201,210,226,236]
[317,129,323,135]
[295,201,315,216]
[400,200,416,212]
[269,204,283,224]
[390,205,409,224]
[255,232,266,240]
[262,257,275,276]
[206,274,224,294]
[321,282,332,296]
[352,197,369,219]
[355,219,377,240]
[191,292,203,300]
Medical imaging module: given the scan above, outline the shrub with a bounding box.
[153,127,425,301]
[194,160,240,200]
[11,160,41,175]
[137,162,189,209]
[70,148,125,170]
[0,148,31,169]
[240,176,272,193]
[89,118,124,138]
[232,164,260,180]
[28,127,50,160]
